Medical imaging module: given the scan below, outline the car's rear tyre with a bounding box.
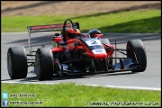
[126,39,147,72]
[35,48,54,81]
[7,47,28,79]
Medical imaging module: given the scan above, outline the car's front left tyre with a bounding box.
[126,39,147,72]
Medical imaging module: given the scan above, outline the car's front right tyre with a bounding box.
[35,48,54,81]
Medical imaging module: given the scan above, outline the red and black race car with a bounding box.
[7,19,147,81]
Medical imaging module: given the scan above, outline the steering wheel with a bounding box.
[62,19,74,42]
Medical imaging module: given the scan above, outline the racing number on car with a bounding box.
[91,40,98,45]
[86,40,102,46]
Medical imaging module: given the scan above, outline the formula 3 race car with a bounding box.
[7,19,147,81]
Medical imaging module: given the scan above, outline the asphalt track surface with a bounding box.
[1,32,161,90]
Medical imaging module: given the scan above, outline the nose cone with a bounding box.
[92,49,107,59]
[93,53,107,59]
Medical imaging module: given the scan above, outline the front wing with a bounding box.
[57,58,139,76]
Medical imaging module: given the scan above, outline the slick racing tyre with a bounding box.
[35,48,54,81]
[126,39,147,72]
[7,47,28,79]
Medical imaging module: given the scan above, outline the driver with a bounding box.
[88,29,103,39]
[63,28,81,42]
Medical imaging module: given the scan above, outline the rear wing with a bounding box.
[27,22,79,54]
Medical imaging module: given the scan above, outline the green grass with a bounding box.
[1,83,161,107]
[1,9,161,33]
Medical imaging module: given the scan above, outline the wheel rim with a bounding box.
[35,54,41,76]
[7,52,12,75]
[58,64,63,77]
[127,43,134,58]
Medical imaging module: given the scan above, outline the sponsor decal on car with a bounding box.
[31,24,71,30]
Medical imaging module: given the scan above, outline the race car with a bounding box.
[7,19,147,81]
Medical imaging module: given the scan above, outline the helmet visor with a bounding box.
[94,34,103,38]
[68,33,80,38]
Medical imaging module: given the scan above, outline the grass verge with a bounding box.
[1,9,161,33]
[1,83,161,107]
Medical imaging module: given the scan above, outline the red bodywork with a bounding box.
[51,34,114,59]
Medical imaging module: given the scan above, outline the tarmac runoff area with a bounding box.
[1,32,161,91]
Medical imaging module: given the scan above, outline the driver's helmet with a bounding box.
[65,28,81,41]
[88,29,103,38]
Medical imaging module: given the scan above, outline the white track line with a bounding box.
[1,81,160,91]
[1,32,55,34]
[1,32,27,34]
[81,84,161,91]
